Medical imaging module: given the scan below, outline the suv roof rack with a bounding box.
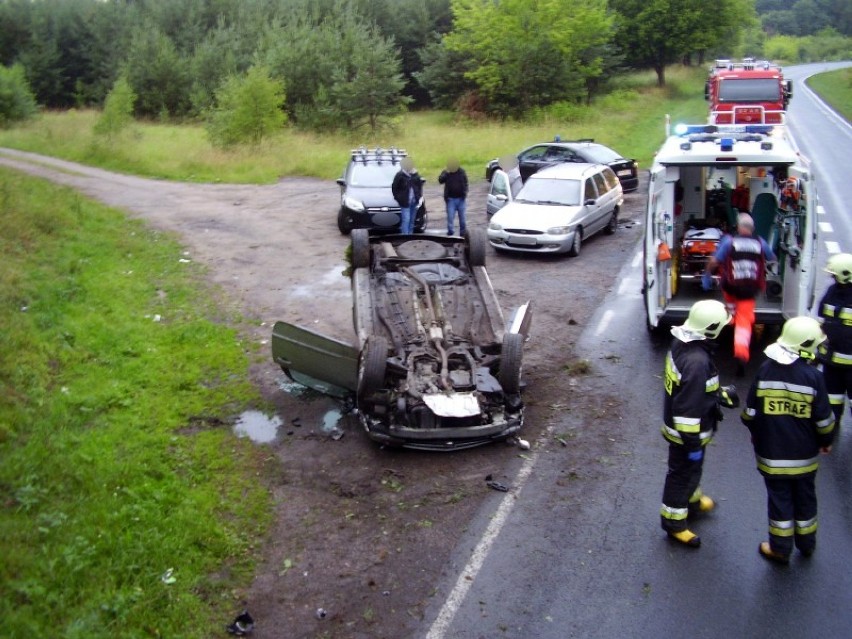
[350,146,408,164]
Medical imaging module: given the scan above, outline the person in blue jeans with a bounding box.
[438,158,469,236]
[391,157,423,234]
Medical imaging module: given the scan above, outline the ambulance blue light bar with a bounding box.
[673,124,774,137]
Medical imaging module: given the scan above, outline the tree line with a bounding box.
[0,0,849,137]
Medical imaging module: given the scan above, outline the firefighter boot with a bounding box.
[667,529,701,548]
[688,494,716,517]
[758,541,790,565]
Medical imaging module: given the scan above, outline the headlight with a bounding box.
[488,221,503,231]
[343,196,365,212]
[547,225,572,235]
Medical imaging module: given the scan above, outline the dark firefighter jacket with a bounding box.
[741,357,834,476]
[662,338,720,451]
[818,282,852,367]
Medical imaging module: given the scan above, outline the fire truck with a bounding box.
[705,58,792,125]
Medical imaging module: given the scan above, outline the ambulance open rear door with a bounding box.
[643,165,674,330]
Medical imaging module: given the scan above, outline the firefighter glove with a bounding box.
[718,384,740,409]
[687,449,704,462]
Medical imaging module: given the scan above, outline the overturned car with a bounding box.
[271,229,531,450]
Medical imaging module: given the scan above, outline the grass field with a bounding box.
[806,66,852,121]
[0,66,710,183]
[0,171,272,637]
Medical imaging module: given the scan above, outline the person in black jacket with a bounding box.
[817,253,852,432]
[660,299,732,548]
[391,157,423,235]
[438,158,469,236]
[741,316,835,564]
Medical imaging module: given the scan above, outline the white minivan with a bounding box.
[487,163,623,257]
[643,122,818,331]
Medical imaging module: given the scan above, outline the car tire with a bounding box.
[604,209,618,235]
[567,227,583,257]
[465,229,487,267]
[498,332,524,395]
[358,335,389,398]
[351,228,370,269]
[338,209,354,235]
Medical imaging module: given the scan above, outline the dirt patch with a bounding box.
[0,148,645,638]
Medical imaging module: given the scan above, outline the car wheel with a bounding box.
[567,227,583,257]
[358,335,389,398]
[498,332,524,395]
[351,229,370,269]
[465,229,487,267]
[604,209,618,235]
[337,209,353,235]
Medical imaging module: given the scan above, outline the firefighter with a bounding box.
[703,213,777,374]
[741,316,835,564]
[817,253,852,432]
[660,299,732,548]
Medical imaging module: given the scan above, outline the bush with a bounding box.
[93,75,136,138]
[0,64,38,128]
[205,66,287,148]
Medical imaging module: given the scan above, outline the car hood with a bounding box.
[345,185,399,208]
[491,202,582,230]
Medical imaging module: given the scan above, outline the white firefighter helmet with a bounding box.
[682,299,731,339]
[825,253,852,284]
[776,316,826,357]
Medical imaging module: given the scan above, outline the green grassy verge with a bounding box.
[0,66,710,183]
[806,66,852,122]
[0,170,272,638]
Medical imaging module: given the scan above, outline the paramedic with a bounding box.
[741,316,834,564]
[817,253,852,431]
[703,213,777,372]
[660,300,732,548]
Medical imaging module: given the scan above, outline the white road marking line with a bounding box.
[424,441,543,639]
[631,251,642,268]
[819,221,834,233]
[825,241,841,255]
[817,204,826,216]
[594,309,614,337]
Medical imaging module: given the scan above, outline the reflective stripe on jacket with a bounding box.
[662,339,719,449]
[741,358,834,476]
[818,283,852,367]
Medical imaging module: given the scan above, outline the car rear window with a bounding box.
[579,145,620,163]
[602,167,620,190]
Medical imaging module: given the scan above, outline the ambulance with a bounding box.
[642,121,818,332]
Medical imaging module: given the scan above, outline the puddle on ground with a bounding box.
[321,409,344,439]
[233,410,282,443]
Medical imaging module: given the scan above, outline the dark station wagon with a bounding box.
[485,139,639,192]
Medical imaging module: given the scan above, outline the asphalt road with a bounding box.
[418,62,852,639]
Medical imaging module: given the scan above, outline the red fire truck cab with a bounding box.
[705,58,792,125]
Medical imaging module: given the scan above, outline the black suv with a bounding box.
[485,140,639,192]
[336,148,427,234]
